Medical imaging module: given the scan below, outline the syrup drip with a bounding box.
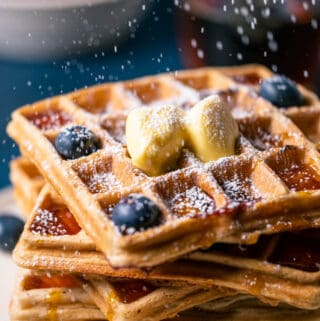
[47,291,62,321]
[109,280,157,304]
[231,73,262,85]
[27,110,71,131]
[242,272,266,296]
[269,231,320,272]
[30,207,81,236]
[23,274,79,290]
[276,164,320,191]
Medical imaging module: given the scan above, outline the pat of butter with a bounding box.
[126,105,186,176]
[185,95,239,162]
[125,95,239,176]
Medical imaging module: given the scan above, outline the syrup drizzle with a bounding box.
[30,207,81,236]
[27,110,71,131]
[276,164,320,191]
[109,280,157,304]
[269,231,320,272]
[23,274,79,290]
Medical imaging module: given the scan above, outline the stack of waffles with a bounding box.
[7,64,320,321]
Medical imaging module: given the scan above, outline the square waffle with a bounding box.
[10,270,238,321]
[7,65,320,268]
[11,181,240,320]
[10,268,236,321]
[11,270,320,321]
[12,182,320,310]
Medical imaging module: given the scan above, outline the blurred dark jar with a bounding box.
[176,0,320,89]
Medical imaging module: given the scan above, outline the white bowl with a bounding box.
[0,0,148,61]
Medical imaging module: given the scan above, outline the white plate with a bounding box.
[0,188,21,321]
[0,0,117,9]
[0,0,148,60]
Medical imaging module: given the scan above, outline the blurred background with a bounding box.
[1,0,320,189]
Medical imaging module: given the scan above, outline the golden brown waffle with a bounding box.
[8,65,320,268]
[10,270,105,321]
[12,270,237,321]
[13,185,320,310]
[11,183,241,320]
[13,179,320,284]
[11,269,233,321]
[10,157,44,217]
[10,270,320,321]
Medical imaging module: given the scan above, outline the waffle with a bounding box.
[10,268,237,321]
[11,270,320,321]
[12,168,320,284]
[12,184,320,310]
[10,157,44,217]
[7,65,320,268]
[10,270,105,321]
[11,181,242,320]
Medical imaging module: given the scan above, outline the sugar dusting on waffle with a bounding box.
[7,65,320,269]
[87,172,123,193]
[30,209,69,236]
[170,185,216,217]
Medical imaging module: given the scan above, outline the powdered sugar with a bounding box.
[170,186,215,217]
[222,176,260,203]
[30,209,68,236]
[87,172,123,193]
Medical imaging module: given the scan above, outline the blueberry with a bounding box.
[0,215,24,253]
[112,194,161,233]
[54,125,100,160]
[259,75,304,108]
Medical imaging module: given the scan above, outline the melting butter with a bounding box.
[185,95,239,162]
[125,95,239,176]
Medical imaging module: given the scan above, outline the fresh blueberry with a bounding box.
[112,194,161,233]
[54,125,100,160]
[0,215,24,253]
[259,75,304,108]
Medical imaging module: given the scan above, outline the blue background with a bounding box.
[0,1,182,188]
